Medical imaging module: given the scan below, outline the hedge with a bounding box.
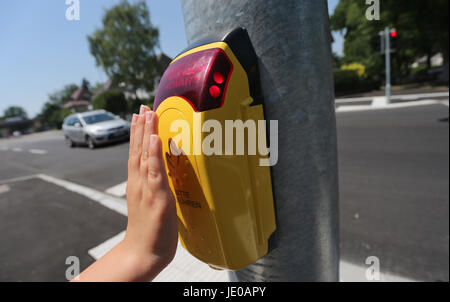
[333,69,380,95]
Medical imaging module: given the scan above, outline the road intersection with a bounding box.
[0,99,448,281]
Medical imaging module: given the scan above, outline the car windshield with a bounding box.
[82,113,116,125]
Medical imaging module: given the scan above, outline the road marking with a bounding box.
[105,181,127,197]
[0,147,47,154]
[372,96,388,107]
[88,231,126,260]
[36,174,127,216]
[336,99,441,112]
[0,174,127,215]
[29,149,47,155]
[0,174,39,185]
[339,260,415,282]
[0,184,10,194]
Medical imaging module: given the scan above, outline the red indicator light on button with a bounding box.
[213,72,224,84]
[209,85,220,98]
[390,30,397,38]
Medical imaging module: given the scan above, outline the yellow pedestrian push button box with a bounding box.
[153,28,276,270]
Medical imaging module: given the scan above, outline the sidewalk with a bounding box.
[89,233,416,282]
[336,91,449,106]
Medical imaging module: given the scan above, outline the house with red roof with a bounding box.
[63,82,92,112]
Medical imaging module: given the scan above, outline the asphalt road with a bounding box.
[0,101,448,281]
[0,132,129,191]
[0,135,129,281]
[0,178,126,281]
[337,103,449,281]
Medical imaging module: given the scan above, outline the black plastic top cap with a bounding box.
[221,28,258,77]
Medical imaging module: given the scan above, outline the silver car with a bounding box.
[62,110,130,149]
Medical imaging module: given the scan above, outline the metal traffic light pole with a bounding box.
[384,27,391,103]
[181,0,339,281]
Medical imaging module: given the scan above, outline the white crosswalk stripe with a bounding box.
[28,149,47,154]
[88,231,126,260]
[37,174,127,216]
[105,181,127,197]
[0,147,48,154]
[336,99,447,112]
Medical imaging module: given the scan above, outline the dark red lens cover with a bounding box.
[153,48,233,112]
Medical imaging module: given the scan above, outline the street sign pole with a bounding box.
[181,0,339,281]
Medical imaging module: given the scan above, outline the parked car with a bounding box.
[12,130,22,137]
[62,110,130,149]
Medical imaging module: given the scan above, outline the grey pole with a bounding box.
[384,27,391,103]
[181,0,339,281]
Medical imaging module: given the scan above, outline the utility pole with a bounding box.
[181,0,339,281]
[384,27,391,103]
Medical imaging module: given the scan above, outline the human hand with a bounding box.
[122,105,178,280]
[73,105,177,282]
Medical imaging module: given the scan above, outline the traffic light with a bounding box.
[390,29,397,38]
[389,28,397,52]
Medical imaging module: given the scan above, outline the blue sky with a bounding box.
[0,0,342,118]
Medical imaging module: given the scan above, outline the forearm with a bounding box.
[71,240,164,282]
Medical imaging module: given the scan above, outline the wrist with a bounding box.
[117,238,167,281]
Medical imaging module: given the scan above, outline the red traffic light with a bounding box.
[390,29,397,38]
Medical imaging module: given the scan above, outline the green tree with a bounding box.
[91,82,105,95]
[48,83,78,106]
[37,102,64,129]
[37,78,92,128]
[331,0,449,82]
[37,81,84,129]
[2,106,28,120]
[87,0,161,100]
[92,90,127,115]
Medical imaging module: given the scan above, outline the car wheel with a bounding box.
[86,136,96,149]
[65,136,74,148]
